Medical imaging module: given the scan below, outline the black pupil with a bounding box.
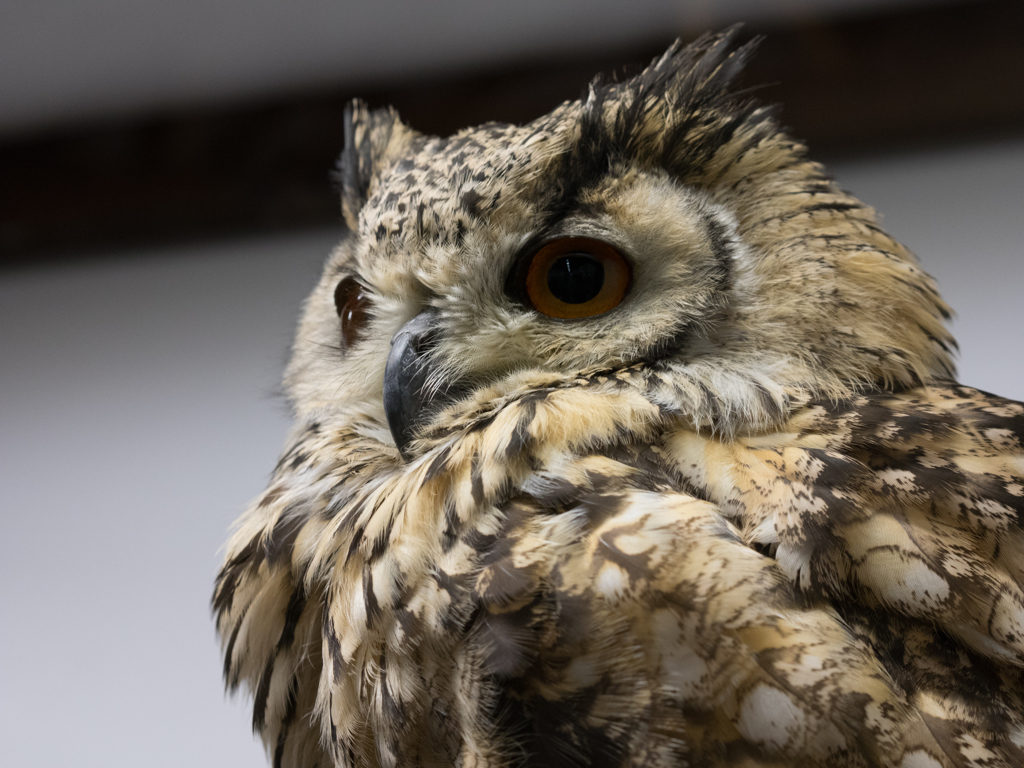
[547,254,604,304]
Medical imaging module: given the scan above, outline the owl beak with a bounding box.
[383,309,447,460]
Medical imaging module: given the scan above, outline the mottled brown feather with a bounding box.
[214,30,1023,768]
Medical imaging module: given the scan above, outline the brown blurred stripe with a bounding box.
[2,0,1023,264]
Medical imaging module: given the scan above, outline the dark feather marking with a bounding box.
[528,474,582,509]
[964,392,1024,437]
[578,489,627,529]
[463,521,499,557]
[345,524,365,564]
[416,202,426,238]
[338,102,362,223]
[265,511,305,565]
[323,609,344,673]
[801,201,865,214]
[396,603,420,640]
[540,28,766,231]
[643,316,697,363]
[697,380,724,428]
[598,442,687,495]
[432,569,472,630]
[750,540,778,559]
[593,518,655,582]
[807,447,867,497]
[704,212,735,292]
[506,678,628,768]
[369,528,391,561]
[479,593,550,679]
[211,570,239,617]
[470,452,485,505]
[476,558,535,611]
[461,188,484,217]
[222,616,244,687]
[466,410,499,435]
[379,652,407,730]
[441,497,461,552]
[333,494,367,529]
[862,449,965,501]
[257,484,286,509]
[424,444,453,482]
[277,584,308,651]
[753,379,786,423]
[364,567,382,625]
[272,675,300,768]
[213,536,262,615]
[328,693,338,746]
[505,397,538,458]
[253,654,276,732]
[358,116,383,195]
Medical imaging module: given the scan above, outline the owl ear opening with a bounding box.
[337,100,419,231]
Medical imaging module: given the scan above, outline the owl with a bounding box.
[214,29,1024,768]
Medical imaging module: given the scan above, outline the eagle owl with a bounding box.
[214,31,1024,767]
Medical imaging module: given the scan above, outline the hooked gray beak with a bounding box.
[383,310,457,460]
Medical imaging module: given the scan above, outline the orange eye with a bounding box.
[334,276,371,350]
[524,237,631,319]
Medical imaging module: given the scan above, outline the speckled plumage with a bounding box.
[214,31,1024,767]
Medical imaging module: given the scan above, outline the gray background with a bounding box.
[0,0,945,136]
[1,1,1021,766]
[3,136,1021,768]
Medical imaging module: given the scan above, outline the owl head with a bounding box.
[285,29,954,461]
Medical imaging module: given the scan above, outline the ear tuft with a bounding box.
[337,101,417,231]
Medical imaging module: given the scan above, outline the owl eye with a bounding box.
[334,276,371,350]
[523,237,632,319]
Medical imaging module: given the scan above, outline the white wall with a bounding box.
[0,232,332,768]
[1,137,1022,767]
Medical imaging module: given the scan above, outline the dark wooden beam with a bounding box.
[2,0,1022,264]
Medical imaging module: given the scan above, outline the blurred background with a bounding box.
[2,1,1022,766]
